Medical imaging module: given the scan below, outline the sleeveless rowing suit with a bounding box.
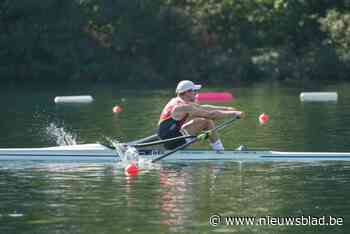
[158,97,189,149]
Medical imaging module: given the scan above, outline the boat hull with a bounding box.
[0,144,350,162]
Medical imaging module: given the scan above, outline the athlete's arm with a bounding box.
[199,104,236,111]
[173,103,244,120]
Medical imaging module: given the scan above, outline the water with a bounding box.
[0,82,350,233]
[0,162,349,233]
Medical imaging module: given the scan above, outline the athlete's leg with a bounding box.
[181,118,224,150]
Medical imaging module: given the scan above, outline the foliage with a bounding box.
[320,9,350,63]
[1,0,350,83]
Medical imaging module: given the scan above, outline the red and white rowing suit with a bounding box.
[158,97,189,149]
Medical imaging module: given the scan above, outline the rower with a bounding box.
[158,80,245,151]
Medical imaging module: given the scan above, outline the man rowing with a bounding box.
[158,80,245,151]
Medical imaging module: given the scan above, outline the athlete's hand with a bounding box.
[235,111,245,119]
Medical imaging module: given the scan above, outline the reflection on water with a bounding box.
[159,167,192,233]
[0,161,349,233]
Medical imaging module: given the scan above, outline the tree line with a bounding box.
[1,0,350,84]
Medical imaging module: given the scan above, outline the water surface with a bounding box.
[0,82,349,233]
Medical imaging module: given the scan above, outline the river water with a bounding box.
[0,82,349,233]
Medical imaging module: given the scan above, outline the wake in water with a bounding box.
[45,123,77,146]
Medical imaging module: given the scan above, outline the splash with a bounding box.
[45,123,77,146]
[108,139,159,171]
[110,140,140,164]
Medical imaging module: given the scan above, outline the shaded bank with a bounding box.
[1,0,350,84]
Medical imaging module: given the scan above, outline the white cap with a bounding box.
[175,80,202,93]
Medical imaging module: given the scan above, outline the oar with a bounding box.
[101,134,196,149]
[131,135,196,147]
[101,133,160,148]
[127,134,159,145]
[151,117,238,163]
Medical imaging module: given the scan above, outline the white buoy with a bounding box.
[300,92,338,102]
[54,95,94,104]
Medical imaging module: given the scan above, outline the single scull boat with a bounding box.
[0,143,349,162]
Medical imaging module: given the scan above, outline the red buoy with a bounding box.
[259,113,269,124]
[113,105,123,113]
[124,163,139,176]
